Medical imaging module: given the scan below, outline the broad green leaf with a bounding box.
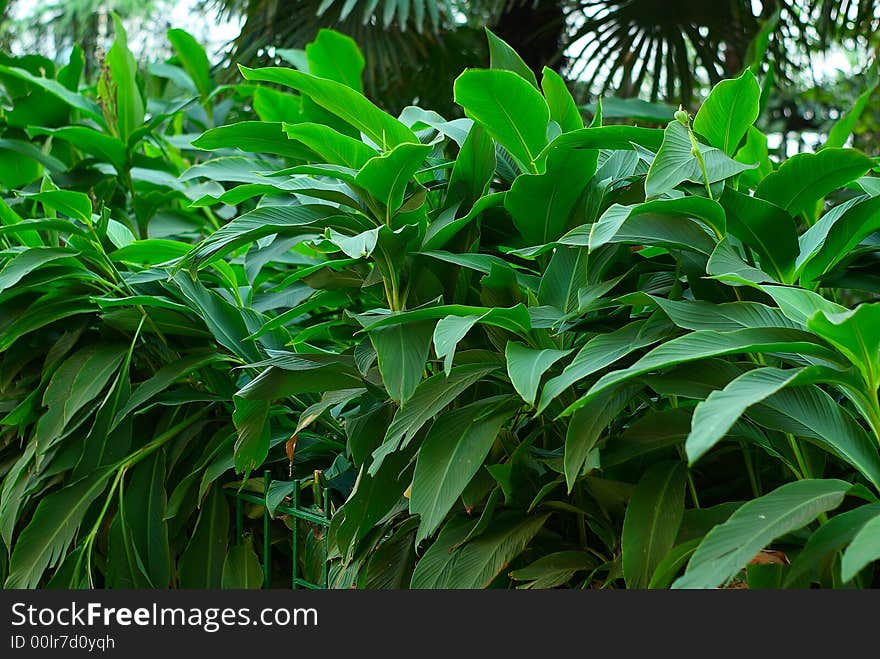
[760,285,846,326]
[454,69,549,174]
[178,485,229,588]
[645,121,755,198]
[693,69,760,155]
[369,321,433,405]
[622,461,687,589]
[750,385,880,490]
[486,28,538,87]
[179,204,347,270]
[734,125,773,188]
[327,226,380,258]
[27,126,127,171]
[540,125,664,153]
[575,327,842,413]
[446,123,496,212]
[424,192,504,251]
[508,551,594,588]
[538,317,669,414]
[221,536,264,589]
[686,366,836,465]
[755,148,875,216]
[193,122,315,160]
[785,503,880,586]
[305,28,364,92]
[105,15,145,142]
[26,190,92,224]
[589,197,725,251]
[168,28,213,98]
[798,195,880,284]
[541,67,583,132]
[355,142,432,217]
[505,144,597,244]
[648,539,701,589]
[232,396,270,475]
[673,479,850,589]
[722,186,799,282]
[839,514,880,583]
[505,342,572,406]
[370,363,501,475]
[433,314,480,374]
[807,303,880,387]
[239,65,416,150]
[284,122,376,168]
[5,469,112,588]
[651,297,798,331]
[122,452,171,587]
[358,303,531,335]
[411,398,512,543]
[0,247,79,294]
[411,512,550,588]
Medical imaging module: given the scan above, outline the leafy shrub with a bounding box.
[1,23,880,589]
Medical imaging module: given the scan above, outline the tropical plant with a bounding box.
[2,22,880,590]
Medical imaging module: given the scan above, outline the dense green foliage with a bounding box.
[2,23,880,590]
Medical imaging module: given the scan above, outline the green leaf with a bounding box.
[720,186,799,283]
[411,398,512,543]
[485,28,538,88]
[122,452,171,587]
[179,485,229,588]
[508,551,594,588]
[784,503,880,586]
[505,341,572,406]
[369,321,433,405]
[750,385,880,490]
[505,144,597,244]
[564,385,638,491]
[433,314,480,375]
[575,327,841,414]
[543,125,664,153]
[179,204,346,270]
[622,461,687,589]
[648,539,701,589]
[807,303,880,388]
[538,317,669,414]
[355,142,432,216]
[673,479,850,589]
[239,65,416,150]
[232,397,271,475]
[841,528,880,585]
[411,512,550,588]
[305,29,364,92]
[797,195,880,284]
[693,69,760,155]
[454,69,549,174]
[541,67,583,132]
[686,366,834,465]
[27,126,127,171]
[284,122,376,168]
[589,197,725,251]
[446,123,496,213]
[193,122,315,160]
[645,121,755,198]
[25,190,92,224]
[370,363,500,475]
[106,15,145,142]
[0,247,79,294]
[221,536,264,589]
[5,469,112,588]
[167,28,213,98]
[755,148,875,216]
